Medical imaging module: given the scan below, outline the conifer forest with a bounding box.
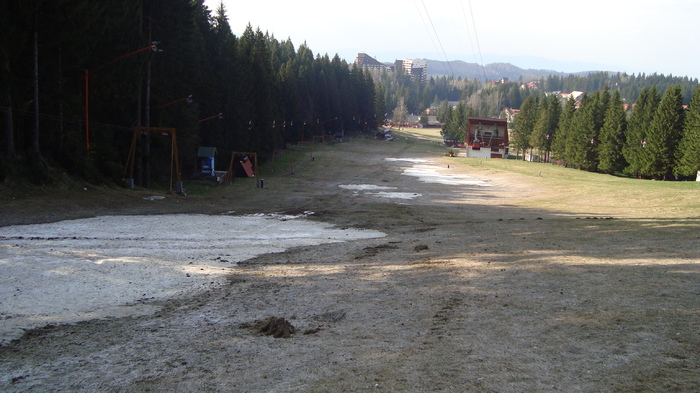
[1,1,699,185]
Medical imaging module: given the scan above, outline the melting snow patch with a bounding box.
[244,211,315,220]
[0,214,384,344]
[403,164,491,186]
[339,184,396,191]
[143,195,166,201]
[371,192,421,200]
[339,184,418,200]
[385,158,491,187]
[385,158,429,163]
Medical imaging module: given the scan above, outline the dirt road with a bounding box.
[1,134,698,392]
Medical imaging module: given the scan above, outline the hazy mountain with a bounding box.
[425,59,602,81]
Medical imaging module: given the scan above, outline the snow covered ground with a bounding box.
[0,213,384,344]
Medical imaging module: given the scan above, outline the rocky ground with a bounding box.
[0,133,698,392]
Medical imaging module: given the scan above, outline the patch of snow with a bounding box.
[403,164,492,186]
[143,195,166,201]
[371,192,422,200]
[385,158,492,186]
[339,184,396,191]
[385,158,429,163]
[0,214,384,344]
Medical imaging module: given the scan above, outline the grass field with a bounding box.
[386,126,700,219]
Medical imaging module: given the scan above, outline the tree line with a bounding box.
[370,69,697,126]
[510,84,700,180]
[400,72,699,180]
[3,1,699,185]
[0,0,379,185]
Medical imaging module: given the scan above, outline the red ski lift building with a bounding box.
[465,117,508,159]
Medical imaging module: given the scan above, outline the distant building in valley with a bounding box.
[354,53,387,71]
[356,53,428,83]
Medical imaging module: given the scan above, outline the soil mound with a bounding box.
[241,317,296,338]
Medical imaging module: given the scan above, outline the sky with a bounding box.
[203,0,699,78]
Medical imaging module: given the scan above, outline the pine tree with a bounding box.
[593,85,611,133]
[0,1,33,160]
[566,93,597,170]
[442,101,469,141]
[512,95,539,160]
[531,93,562,162]
[437,100,451,123]
[582,89,611,171]
[551,95,576,164]
[674,85,700,179]
[374,83,386,127]
[644,85,685,179]
[623,86,661,176]
[530,96,550,162]
[598,90,627,174]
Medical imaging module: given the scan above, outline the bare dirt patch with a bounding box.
[0,134,698,392]
[240,317,296,339]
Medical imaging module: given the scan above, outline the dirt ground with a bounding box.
[0,133,698,392]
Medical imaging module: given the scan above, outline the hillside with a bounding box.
[425,59,599,80]
[1,130,698,392]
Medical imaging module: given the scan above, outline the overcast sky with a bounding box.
[203,0,698,78]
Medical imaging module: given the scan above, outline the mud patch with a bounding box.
[413,244,430,252]
[313,310,347,323]
[356,243,400,259]
[240,317,296,338]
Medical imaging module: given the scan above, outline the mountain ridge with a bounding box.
[423,59,604,81]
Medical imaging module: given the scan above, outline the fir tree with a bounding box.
[623,86,661,176]
[644,85,685,179]
[566,93,597,170]
[598,90,627,174]
[512,95,539,160]
[674,85,700,179]
[443,101,469,141]
[530,96,550,162]
[531,94,562,162]
[551,95,576,163]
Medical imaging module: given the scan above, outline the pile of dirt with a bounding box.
[413,244,430,251]
[356,243,400,259]
[240,317,296,338]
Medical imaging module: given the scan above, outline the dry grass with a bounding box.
[1,126,699,392]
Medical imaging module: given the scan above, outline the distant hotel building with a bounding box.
[355,53,428,83]
[393,58,428,83]
[354,53,387,71]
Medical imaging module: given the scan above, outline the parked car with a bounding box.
[443,137,465,148]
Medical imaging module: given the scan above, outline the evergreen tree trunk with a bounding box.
[140,58,152,188]
[31,9,47,169]
[57,49,64,160]
[143,14,152,188]
[2,58,14,159]
[32,21,40,154]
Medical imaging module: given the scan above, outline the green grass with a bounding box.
[448,156,700,218]
[316,127,700,219]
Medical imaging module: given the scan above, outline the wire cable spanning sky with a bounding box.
[205,0,699,78]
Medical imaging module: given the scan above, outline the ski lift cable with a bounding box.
[458,0,482,74]
[464,0,487,82]
[412,0,448,75]
[420,0,454,77]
